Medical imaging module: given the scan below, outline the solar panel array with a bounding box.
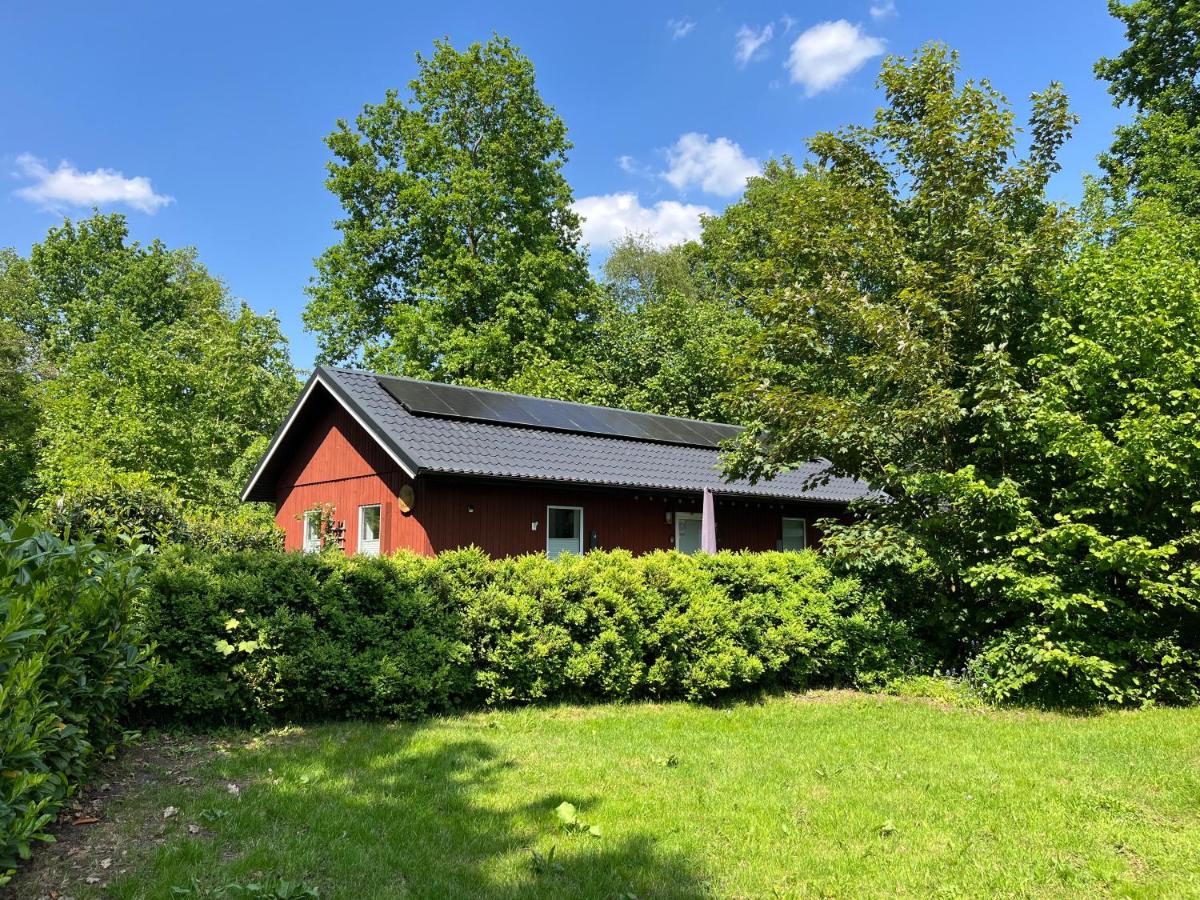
[378,376,741,449]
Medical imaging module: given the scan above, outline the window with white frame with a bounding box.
[546,506,583,559]
[302,509,322,553]
[780,517,807,551]
[358,504,382,556]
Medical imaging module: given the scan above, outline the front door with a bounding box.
[675,513,702,555]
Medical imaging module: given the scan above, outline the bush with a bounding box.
[136,547,918,726]
[0,516,153,885]
[42,473,283,552]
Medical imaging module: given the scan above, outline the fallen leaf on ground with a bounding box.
[71,816,100,826]
[163,806,179,819]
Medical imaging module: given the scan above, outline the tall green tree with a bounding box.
[0,214,298,506]
[305,35,599,388]
[1096,0,1200,214]
[706,44,1076,492]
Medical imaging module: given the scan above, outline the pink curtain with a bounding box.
[701,488,717,553]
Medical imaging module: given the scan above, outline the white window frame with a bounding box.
[675,512,703,555]
[780,517,807,551]
[302,509,322,553]
[545,505,584,559]
[358,504,382,557]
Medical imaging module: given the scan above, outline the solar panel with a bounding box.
[377,376,742,448]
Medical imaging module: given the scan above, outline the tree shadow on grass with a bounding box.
[177,724,711,899]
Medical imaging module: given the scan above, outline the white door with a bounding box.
[675,513,702,555]
[546,506,583,559]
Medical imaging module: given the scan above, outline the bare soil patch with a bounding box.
[3,734,222,900]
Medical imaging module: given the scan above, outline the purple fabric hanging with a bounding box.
[701,488,717,553]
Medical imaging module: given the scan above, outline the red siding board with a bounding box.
[274,403,847,557]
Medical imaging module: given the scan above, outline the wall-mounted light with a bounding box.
[531,521,539,531]
[665,511,673,524]
[467,504,475,513]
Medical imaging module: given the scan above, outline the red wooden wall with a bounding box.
[273,400,846,557]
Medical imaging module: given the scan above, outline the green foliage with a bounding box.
[706,44,1077,487]
[305,35,600,388]
[570,236,756,423]
[135,547,915,726]
[0,515,153,884]
[1096,0,1200,215]
[0,314,38,512]
[42,473,283,552]
[701,43,1200,707]
[0,213,298,506]
[957,203,1200,705]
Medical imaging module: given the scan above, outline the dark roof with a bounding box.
[242,366,873,504]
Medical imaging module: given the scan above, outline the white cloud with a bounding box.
[617,154,638,173]
[662,132,759,196]
[573,193,712,249]
[734,23,774,67]
[869,0,897,19]
[668,17,696,39]
[13,154,172,213]
[786,20,885,96]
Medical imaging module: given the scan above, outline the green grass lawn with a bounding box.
[28,693,1200,899]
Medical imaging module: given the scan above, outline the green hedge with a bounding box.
[0,517,152,885]
[136,546,919,725]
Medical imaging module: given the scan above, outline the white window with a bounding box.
[675,512,703,555]
[546,506,583,559]
[780,517,807,551]
[358,504,382,557]
[302,510,322,553]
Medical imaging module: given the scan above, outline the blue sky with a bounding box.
[3,1,1128,371]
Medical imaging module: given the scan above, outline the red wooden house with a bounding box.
[241,367,871,558]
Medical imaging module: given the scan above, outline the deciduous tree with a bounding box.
[305,36,599,388]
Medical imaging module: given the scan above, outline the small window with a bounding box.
[302,510,322,553]
[546,506,583,559]
[358,504,381,556]
[780,517,807,551]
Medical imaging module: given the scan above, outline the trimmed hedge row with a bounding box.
[136,546,920,725]
[0,519,152,885]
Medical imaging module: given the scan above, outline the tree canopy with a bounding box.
[706,44,1076,491]
[305,35,599,389]
[1096,0,1200,214]
[0,214,298,506]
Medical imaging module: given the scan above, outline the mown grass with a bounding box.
[73,694,1200,897]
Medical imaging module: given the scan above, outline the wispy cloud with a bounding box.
[786,20,885,96]
[734,23,775,67]
[574,192,712,249]
[869,1,897,20]
[662,133,759,196]
[13,154,172,213]
[668,17,697,39]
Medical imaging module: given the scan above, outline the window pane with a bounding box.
[781,518,806,550]
[303,510,321,552]
[549,507,579,539]
[361,505,381,542]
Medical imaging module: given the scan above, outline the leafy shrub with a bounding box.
[136,547,917,726]
[43,472,189,547]
[0,516,153,884]
[42,473,283,552]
